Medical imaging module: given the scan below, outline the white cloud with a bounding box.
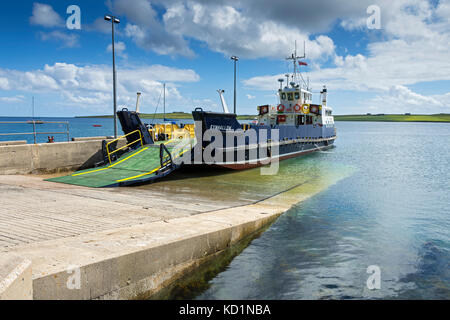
[109,0,194,57]
[29,3,64,28]
[0,62,200,111]
[85,17,114,34]
[0,95,25,103]
[242,0,450,113]
[107,41,127,58]
[101,0,342,59]
[163,1,336,59]
[0,78,10,90]
[365,85,450,114]
[246,94,255,100]
[193,98,219,111]
[39,31,79,48]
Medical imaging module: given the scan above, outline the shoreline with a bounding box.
[73,113,450,123]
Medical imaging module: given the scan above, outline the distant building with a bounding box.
[405,113,411,115]
[366,113,372,115]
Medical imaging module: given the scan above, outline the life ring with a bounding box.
[310,105,319,114]
[277,104,285,112]
[260,105,269,114]
[302,104,310,114]
[293,104,302,112]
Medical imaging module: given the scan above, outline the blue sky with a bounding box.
[0,0,449,117]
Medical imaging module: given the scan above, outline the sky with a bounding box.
[0,0,449,117]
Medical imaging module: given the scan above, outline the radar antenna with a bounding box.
[285,40,307,87]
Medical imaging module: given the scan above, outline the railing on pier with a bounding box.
[0,121,70,144]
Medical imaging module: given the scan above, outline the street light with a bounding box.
[230,56,239,114]
[105,15,120,138]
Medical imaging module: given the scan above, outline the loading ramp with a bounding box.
[47,139,193,188]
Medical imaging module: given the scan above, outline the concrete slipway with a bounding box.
[0,146,345,299]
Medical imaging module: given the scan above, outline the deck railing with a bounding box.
[106,129,143,164]
[0,121,70,144]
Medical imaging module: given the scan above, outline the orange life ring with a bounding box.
[277,104,285,112]
[293,104,301,112]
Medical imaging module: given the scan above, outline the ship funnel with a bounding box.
[135,92,142,113]
[217,89,230,113]
[321,85,327,106]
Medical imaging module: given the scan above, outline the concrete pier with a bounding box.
[0,138,125,175]
[0,139,344,299]
[0,172,332,300]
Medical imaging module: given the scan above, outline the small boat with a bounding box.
[93,125,102,127]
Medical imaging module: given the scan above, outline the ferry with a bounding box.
[118,47,336,170]
[188,48,337,169]
[48,48,337,187]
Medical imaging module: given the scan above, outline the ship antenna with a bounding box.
[286,40,306,86]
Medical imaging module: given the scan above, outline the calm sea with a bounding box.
[184,121,448,300]
[0,116,193,144]
[2,117,449,299]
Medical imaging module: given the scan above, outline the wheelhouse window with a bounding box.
[294,92,300,100]
[281,92,286,99]
[288,93,294,101]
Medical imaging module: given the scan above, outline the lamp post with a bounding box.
[104,15,120,138]
[230,56,239,114]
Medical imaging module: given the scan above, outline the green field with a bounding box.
[334,114,450,122]
[77,112,256,120]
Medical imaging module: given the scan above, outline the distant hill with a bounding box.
[77,112,257,120]
[77,113,450,123]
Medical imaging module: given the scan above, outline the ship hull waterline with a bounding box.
[184,139,335,171]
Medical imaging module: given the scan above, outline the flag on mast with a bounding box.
[299,61,308,66]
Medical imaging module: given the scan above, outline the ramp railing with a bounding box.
[106,129,143,164]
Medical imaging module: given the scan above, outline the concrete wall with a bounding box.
[0,141,27,146]
[0,254,32,300]
[0,139,125,175]
[29,208,283,300]
[72,136,113,142]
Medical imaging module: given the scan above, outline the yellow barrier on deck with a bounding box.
[148,123,195,141]
[106,130,143,164]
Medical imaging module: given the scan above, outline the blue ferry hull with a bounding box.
[192,109,336,170]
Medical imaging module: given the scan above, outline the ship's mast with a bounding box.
[163,83,166,121]
[286,40,305,86]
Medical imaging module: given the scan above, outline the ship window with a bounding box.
[306,115,313,125]
[296,115,305,125]
[288,93,294,101]
[294,92,300,100]
[281,92,286,99]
